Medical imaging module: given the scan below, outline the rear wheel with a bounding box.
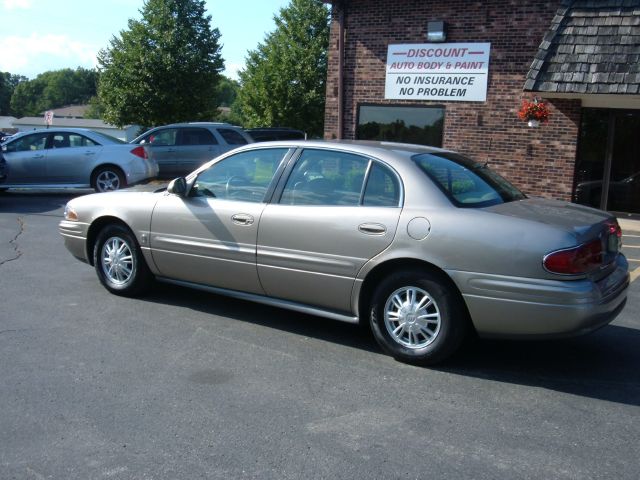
[369,270,468,365]
[92,167,125,192]
[93,224,151,296]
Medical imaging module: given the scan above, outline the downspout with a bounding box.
[337,1,345,139]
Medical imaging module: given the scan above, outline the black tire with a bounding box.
[92,166,126,192]
[93,224,152,296]
[369,269,468,365]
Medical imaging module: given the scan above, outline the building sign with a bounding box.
[385,43,491,102]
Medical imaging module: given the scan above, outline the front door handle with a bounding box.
[358,223,386,235]
[231,213,254,226]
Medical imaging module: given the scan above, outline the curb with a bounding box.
[618,219,640,234]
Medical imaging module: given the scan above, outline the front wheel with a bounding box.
[369,270,468,365]
[93,224,152,296]
[92,167,126,192]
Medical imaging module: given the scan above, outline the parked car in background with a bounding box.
[0,128,158,192]
[245,127,306,142]
[59,140,629,365]
[0,147,7,185]
[0,131,13,144]
[131,122,253,177]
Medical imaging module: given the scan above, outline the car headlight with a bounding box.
[63,204,78,221]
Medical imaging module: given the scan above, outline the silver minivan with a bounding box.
[131,122,253,177]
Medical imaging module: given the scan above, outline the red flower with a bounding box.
[518,99,550,122]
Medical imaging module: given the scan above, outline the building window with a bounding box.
[356,105,444,147]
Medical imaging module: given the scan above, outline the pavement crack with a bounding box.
[0,216,25,267]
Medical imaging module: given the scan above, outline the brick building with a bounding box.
[322,0,640,215]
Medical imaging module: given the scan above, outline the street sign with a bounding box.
[44,111,54,126]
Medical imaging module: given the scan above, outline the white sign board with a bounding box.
[44,110,54,125]
[385,43,491,102]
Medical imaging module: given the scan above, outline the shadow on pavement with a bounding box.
[0,190,89,215]
[142,281,640,407]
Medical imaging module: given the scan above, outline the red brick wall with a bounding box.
[324,0,581,200]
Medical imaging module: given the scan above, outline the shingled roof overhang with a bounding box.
[524,0,640,109]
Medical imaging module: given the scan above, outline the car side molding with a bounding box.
[156,277,360,324]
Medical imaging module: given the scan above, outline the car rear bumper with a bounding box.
[126,160,159,185]
[447,255,630,338]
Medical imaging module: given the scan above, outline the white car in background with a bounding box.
[0,128,158,192]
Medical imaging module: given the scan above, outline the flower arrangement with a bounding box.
[518,98,550,126]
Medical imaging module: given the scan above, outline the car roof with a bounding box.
[7,127,99,138]
[153,122,239,128]
[236,139,451,157]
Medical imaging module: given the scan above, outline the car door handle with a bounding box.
[32,154,45,159]
[84,151,96,155]
[231,213,254,225]
[358,223,386,235]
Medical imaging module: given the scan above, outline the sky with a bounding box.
[0,0,291,80]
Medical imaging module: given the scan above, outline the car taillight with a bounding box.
[543,239,603,275]
[130,146,147,159]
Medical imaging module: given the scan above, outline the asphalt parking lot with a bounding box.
[1,190,639,480]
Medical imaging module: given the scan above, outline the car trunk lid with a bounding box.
[485,197,622,279]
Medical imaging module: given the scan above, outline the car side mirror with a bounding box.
[167,177,187,197]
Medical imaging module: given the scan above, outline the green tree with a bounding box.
[215,76,239,108]
[97,0,224,127]
[237,0,329,137]
[0,72,27,116]
[9,68,96,117]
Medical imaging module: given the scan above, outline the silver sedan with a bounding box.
[59,140,630,364]
[1,128,158,192]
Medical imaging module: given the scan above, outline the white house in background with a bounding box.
[12,116,139,141]
[0,116,17,132]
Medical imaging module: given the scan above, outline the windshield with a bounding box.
[413,152,526,207]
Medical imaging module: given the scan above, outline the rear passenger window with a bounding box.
[363,163,401,207]
[180,128,217,145]
[280,149,369,206]
[69,134,98,147]
[218,128,248,145]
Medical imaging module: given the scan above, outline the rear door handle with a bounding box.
[84,151,96,155]
[358,223,386,235]
[231,213,254,225]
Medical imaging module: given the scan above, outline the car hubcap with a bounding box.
[96,171,120,191]
[384,286,441,349]
[101,237,134,285]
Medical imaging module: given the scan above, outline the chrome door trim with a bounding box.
[156,276,360,324]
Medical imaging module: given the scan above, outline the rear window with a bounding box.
[180,128,217,145]
[218,128,248,145]
[413,152,525,207]
[90,131,125,144]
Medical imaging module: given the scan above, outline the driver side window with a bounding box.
[191,148,289,202]
[7,133,49,152]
